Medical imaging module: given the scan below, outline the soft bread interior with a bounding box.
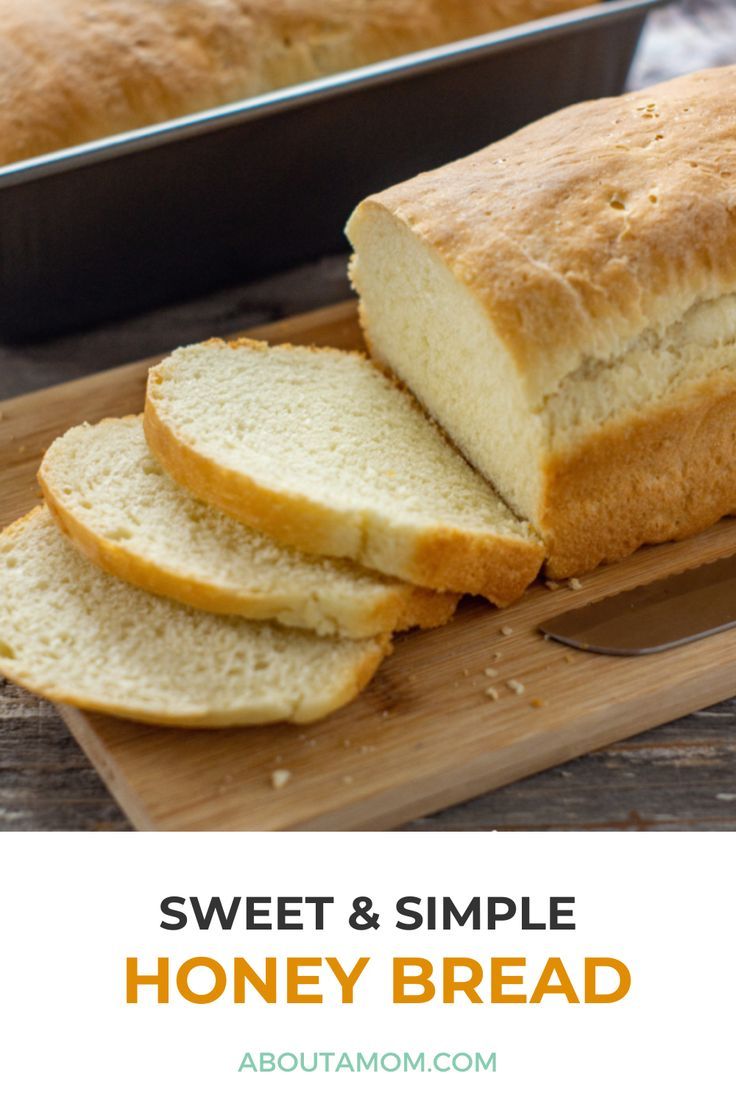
[0,508,388,726]
[348,203,546,525]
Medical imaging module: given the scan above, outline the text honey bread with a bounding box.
[347,66,736,578]
[0,508,390,726]
[39,416,458,638]
[144,339,543,605]
[0,0,592,167]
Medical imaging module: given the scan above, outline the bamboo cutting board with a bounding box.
[3,300,736,831]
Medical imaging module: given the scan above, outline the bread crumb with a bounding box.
[530,698,545,709]
[342,775,354,785]
[507,679,525,695]
[382,709,391,718]
[484,686,499,701]
[492,651,502,661]
[568,577,583,591]
[271,769,291,790]
[484,667,499,678]
[545,579,561,591]
[500,626,513,637]
[564,654,574,664]
[462,668,470,677]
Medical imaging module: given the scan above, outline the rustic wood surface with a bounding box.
[2,0,736,830]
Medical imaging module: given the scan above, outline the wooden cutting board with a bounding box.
[3,300,736,831]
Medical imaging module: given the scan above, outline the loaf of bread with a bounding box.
[0,507,389,726]
[144,337,544,604]
[347,66,736,578]
[39,415,457,638]
[0,0,591,166]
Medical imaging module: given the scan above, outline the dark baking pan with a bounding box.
[0,0,666,341]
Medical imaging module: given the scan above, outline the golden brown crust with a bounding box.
[541,373,736,578]
[0,0,589,167]
[408,527,542,607]
[144,345,542,604]
[363,66,736,404]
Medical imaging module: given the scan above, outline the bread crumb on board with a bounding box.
[506,679,525,695]
[484,666,499,678]
[271,769,292,790]
[545,579,561,591]
[530,698,545,709]
[500,626,513,637]
[484,686,499,701]
[568,577,583,591]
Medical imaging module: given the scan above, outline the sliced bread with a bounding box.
[144,338,544,605]
[38,416,457,638]
[0,508,389,726]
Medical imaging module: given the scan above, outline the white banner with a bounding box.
[2,832,732,1102]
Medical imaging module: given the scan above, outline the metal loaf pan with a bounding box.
[0,0,665,341]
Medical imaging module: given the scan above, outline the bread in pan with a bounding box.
[0,507,389,726]
[143,337,544,605]
[347,66,736,577]
[39,415,458,638]
[0,0,592,167]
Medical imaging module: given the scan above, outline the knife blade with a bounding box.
[539,554,736,656]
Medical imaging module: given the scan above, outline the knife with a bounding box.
[538,554,736,656]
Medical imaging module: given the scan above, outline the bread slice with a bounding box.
[38,416,457,639]
[0,508,389,727]
[144,338,543,605]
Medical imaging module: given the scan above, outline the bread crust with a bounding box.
[0,507,391,727]
[38,432,458,639]
[144,350,543,604]
[360,66,736,405]
[541,373,736,578]
[0,0,589,166]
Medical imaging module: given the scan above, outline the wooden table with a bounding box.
[2,0,736,831]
